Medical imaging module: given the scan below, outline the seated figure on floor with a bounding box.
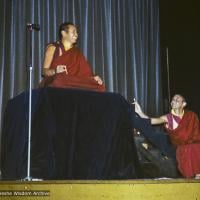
[133,94,200,179]
[39,22,105,92]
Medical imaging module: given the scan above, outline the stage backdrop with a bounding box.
[0,0,161,149]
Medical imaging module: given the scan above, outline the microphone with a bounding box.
[27,23,40,31]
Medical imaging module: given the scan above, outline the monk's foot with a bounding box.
[194,174,200,179]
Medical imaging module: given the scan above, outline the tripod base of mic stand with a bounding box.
[21,176,43,181]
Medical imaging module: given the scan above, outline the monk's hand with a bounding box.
[56,65,68,74]
[94,75,103,85]
[132,101,143,115]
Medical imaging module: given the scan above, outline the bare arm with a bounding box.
[133,101,167,125]
[150,116,167,125]
[42,45,68,77]
[93,75,103,85]
[42,45,57,76]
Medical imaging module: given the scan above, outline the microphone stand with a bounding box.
[23,24,40,181]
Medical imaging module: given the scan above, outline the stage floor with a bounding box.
[0,179,200,200]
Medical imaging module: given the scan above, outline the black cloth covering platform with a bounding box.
[1,88,142,180]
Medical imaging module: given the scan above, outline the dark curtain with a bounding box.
[0,0,161,152]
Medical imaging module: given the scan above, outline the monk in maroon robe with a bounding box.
[39,22,105,92]
[134,94,200,178]
[166,110,200,178]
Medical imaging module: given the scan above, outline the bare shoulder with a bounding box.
[44,44,56,58]
[45,44,56,52]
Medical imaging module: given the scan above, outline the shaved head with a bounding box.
[172,94,186,103]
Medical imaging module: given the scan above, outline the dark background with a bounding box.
[160,0,200,116]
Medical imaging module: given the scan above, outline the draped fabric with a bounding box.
[166,111,200,146]
[39,44,106,91]
[1,88,142,180]
[165,111,200,177]
[0,0,161,153]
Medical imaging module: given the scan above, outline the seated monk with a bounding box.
[39,22,105,92]
[134,94,200,179]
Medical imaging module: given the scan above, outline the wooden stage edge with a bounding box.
[0,179,200,200]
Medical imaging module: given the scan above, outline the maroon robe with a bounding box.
[165,111,200,177]
[40,42,106,92]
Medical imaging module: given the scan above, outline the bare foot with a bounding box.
[195,174,200,179]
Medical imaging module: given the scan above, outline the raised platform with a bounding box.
[0,179,200,200]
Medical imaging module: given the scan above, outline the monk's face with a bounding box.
[171,95,186,109]
[63,25,78,44]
